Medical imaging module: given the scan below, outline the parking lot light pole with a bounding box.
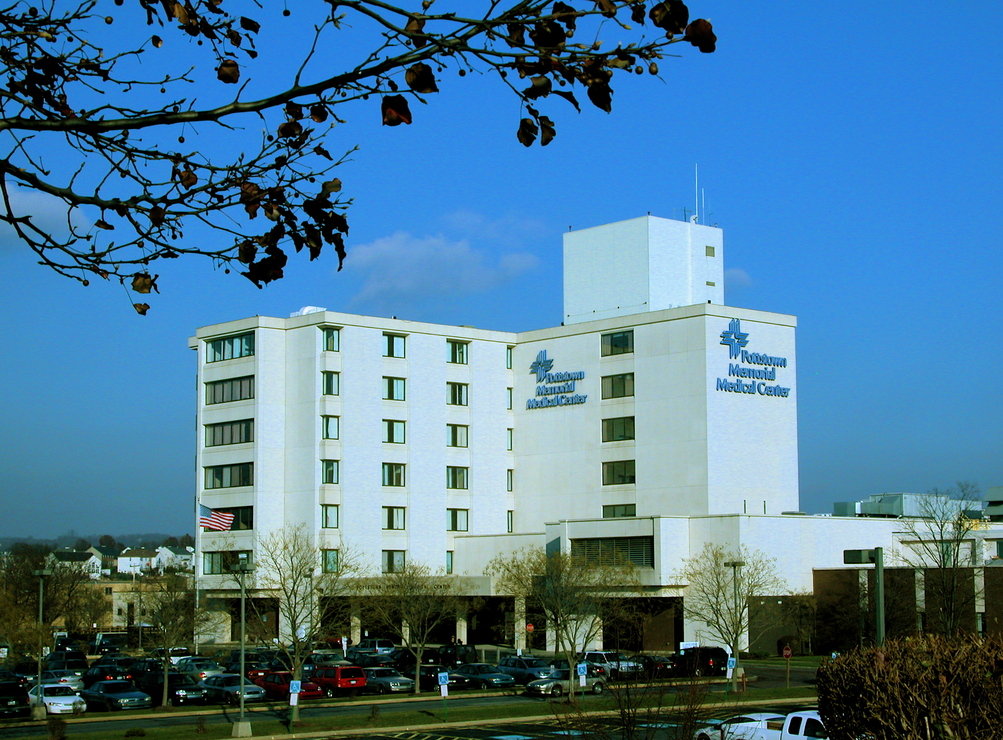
[31,569,51,721]
[232,561,254,738]
[723,560,745,692]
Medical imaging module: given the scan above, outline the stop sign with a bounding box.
[526,623,535,632]
[783,645,792,659]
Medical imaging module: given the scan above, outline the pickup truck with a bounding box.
[695,710,827,740]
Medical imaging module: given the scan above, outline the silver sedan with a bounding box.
[525,668,606,697]
[198,674,266,704]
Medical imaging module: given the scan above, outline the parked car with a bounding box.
[363,667,415,694]
[45,650,87,667]
[137,671,207,706]
[416,665,472,692]
[635,654,674,679]
[351,638,395,655]
[0,669,30,689]
[175,657,225,681]
[693,712,787,740]
[694,710,826,740]
[82,663,134,688]
[669,647,729,677]
[390,647,440,672]
[436,643,478,667]
[150,647,192,665]
[580,650,643,678]
[43,656,89,676]
[525,667,606,697]
[311,664,367,697]
[79,680,152,711]
[254,671,324,700]
[450,663,516,689]
[129,657,167,680]
[0,681,30,718]
[27,684,87,715]
[498,655,554,684]
[351,652,396,668]
[199,674,267,705]
[226,659,272,682]
[39,669,85,692]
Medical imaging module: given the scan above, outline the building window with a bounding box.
[705,245,715,257]
[207,332,255,363]
[321,504,339,528]
[506,428,513,451]
[383,376,406,401]
[447,339,469,364]
[447,508,469,532]
[382,550,406,574]
[321,327,341,351]
[603,504,636,518]
[205,419,254,447]
[447,424,468,448]
[600,329,633,356]
[506,387,513,410]
[322,459,339,484]
[446,466,469,490]
[601,372,635,399]
[384,333,406,358]
[383,419,406,444]
[447,382,468,406]
[322,415,340,440]
[203,550,252,575]
[322,371,340,396]
[383,506,406,530]
[570,536,653,568]
[382,462,406,487]
[205,375,254,405]
[322,549,340,573]
[507,469,513,492]
[602,416,635,442]
[445,551,454,575]
[506,346,513,369]
[204,462,253,489]
[507,510,514,533]
[706,281,716,287]
[602,460,636,485]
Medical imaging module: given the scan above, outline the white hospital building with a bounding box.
[192,215,1003,652]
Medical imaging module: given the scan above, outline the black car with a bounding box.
[0,682,30,718]
[668,647,729,677]
[416,664,472,692]
[0,669,29,689]
[82,663,134,687]
[635,654,674,679]
[137,671,206,706]
[79,680,152,711]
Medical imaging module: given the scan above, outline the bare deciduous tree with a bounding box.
[895,481,984,636]
[251,525,354,722]
[677,544,785,686]
[361,562,460,694]
[0,1,715,312]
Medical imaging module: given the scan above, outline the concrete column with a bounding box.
[455,601,468,645]
[514,596,527,652]
[350,601,361,644]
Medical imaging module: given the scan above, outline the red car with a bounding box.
[311,665,367,697]
[254,671,324,700]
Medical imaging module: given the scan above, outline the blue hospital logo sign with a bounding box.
[716,319,791,399]
[719,318,749,359]
[526,350,587,410]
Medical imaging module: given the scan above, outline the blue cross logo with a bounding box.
[720,318,749,359]
[529,350,554,382]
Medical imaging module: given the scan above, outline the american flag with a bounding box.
[199,504,235,531]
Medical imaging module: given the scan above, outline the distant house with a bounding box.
[155,545,194,572]
[47,550,102,579]
[117,548,158,575]
[87,545,120,576]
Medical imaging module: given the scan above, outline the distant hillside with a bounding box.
[0,531,192,551]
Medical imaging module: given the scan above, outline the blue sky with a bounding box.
[0,2,1000,539]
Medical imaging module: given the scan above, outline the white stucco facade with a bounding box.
[191,215,1003,647]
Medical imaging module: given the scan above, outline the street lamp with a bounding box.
[723,560,745,692]
[232,561,254,739]
[31,569,52,721]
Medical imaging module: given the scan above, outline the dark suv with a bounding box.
[668,646,729,677]
[0,682,30,718]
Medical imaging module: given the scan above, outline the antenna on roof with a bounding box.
[694,163,699,223]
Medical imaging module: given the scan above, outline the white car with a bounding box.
[694,713,786,740]
[27,684,87,715]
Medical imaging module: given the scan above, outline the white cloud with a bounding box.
[438,210,549,246]
[0,188,85,252]
[725,267,753,287]
[344,230,539,306]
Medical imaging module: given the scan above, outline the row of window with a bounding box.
[324,374,515,410]
[199,505,496,534]
[205,458,623,491]
[209,328,519,369]
[320,416,513,450]
[203,532,645,578]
